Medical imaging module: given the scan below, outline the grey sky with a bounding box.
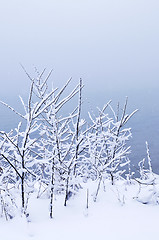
[1,0,159,171]
[0,0,159,97]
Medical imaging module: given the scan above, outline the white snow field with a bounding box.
[1,179,159,240]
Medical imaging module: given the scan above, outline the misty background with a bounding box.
[0,0,159,172]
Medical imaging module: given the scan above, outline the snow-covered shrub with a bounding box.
[134,142,159,205]
[85,99,137,201]
[36,77,87,214]
[0,69,72,216]
[0,67,141,220]
[0,188,17,220]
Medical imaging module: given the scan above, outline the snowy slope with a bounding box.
[1,180,159,240]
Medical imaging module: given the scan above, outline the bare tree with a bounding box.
[0,69,66,215]
[86,99,138,201]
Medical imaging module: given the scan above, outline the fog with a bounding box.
[0,0,159,171]
[1,0,159,94]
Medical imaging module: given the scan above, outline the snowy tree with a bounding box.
[0,67,142,221]
[28,71,85,216]
[85,99,138,201]
[0,68,67,215]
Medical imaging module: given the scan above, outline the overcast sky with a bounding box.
[1,0,159,168]
[0,0,159,99]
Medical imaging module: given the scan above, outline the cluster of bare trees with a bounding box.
[0,69,138,220]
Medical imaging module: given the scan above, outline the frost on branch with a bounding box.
[0,68,141,220]
[85,99,135,201]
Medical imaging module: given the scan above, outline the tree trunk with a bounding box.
[21,171,25,212]
[64,174,70,206]
[50,158,55,218]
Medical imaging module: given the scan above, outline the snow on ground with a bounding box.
[1,180,159,240]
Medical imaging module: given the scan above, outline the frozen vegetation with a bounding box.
[0,69,159,239]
